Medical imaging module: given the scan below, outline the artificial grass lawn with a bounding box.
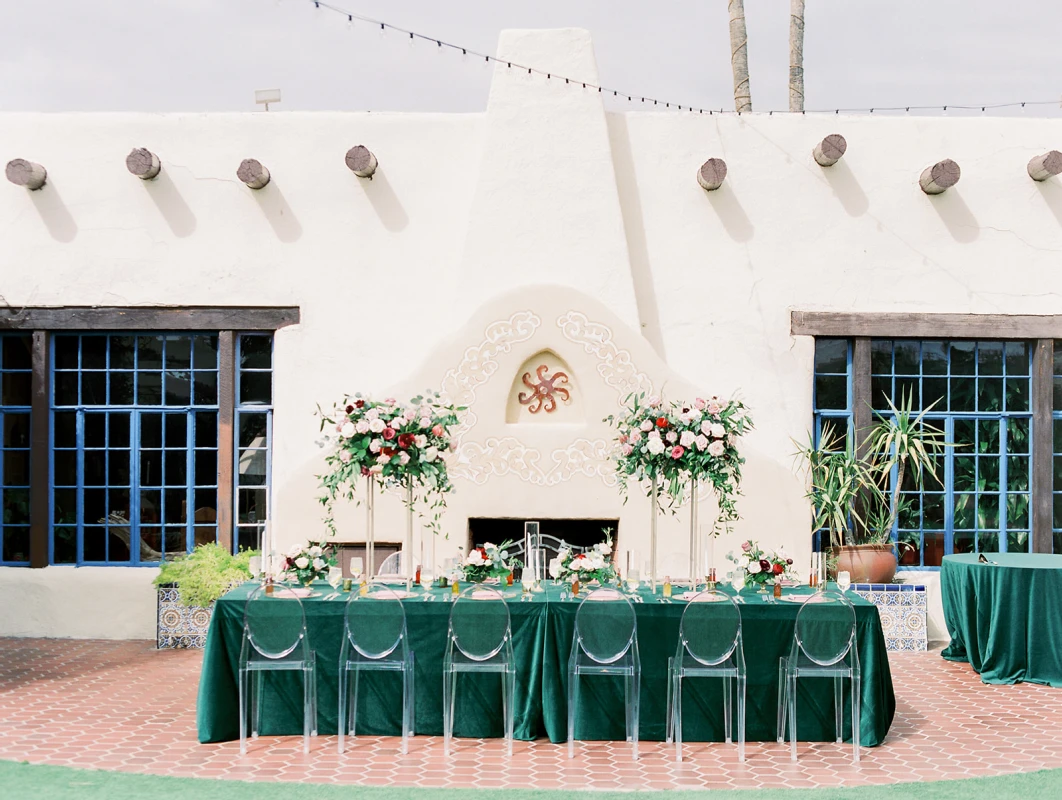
[3,760,1062,799]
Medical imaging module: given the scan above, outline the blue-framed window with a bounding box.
[813,338,1033,568]
[50,333,221,565]
[235,335,272,553]
[1,334,32,565]
[1052,342,1062,553]
[813,338,853,446]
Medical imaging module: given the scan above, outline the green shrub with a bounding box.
[154,543,258,608]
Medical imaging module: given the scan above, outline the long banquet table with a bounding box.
[197,582,895,746]
[942,553,1062,686]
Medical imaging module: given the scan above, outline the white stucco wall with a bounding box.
[2,28,1061,638]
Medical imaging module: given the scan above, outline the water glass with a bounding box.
[520,568,534,594]
[837,570,852,593]
[248,556,262,580]
[625,567,641,592]
[327,566,343,591]
[729,571,745,595]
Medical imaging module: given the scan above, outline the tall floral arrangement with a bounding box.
[605,392,753,537]
[317,392,463,535]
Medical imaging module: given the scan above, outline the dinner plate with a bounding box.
[368,589,415,600]
[681,591,731,602]
[471,589,504,600]
[778,594,814,603]
[271,587,316,599]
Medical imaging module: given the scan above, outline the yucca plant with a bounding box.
[795,423,877,549]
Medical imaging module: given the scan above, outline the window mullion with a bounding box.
[217,332,235,552]
[1032,339,1054,553]
[29,331,50,567]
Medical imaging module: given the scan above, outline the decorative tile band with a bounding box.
[156,587,211,650]
[853,584,927,653]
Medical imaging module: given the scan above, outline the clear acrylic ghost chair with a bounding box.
[666,589,746,762]
[443,585,515,757]
[239,584,317,754]
[376,551,404,578]
[338,587,415,754]
[568,587,640,760]
[776,591,861,763]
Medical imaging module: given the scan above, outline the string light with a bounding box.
[308,0,1058,117]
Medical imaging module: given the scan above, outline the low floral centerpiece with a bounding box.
[549,534,617,585]
[279,542,337,587]
[726,539,795,589]
[317,392,463,534]
[461,541,521,583]
[605,392,754,534]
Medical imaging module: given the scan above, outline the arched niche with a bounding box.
[505,349,583,424]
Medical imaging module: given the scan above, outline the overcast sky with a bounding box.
[1,0,1059,116]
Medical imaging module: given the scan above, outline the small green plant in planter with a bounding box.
[796,392,950,583]
[154,543,258,608]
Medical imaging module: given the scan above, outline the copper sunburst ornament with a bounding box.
[518,365,571,413]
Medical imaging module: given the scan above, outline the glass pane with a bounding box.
[54,335,79,370]
[2,335,32,370]
[140,526,161,556]
[141,413,162,448]
[814,339,847,374]
[84,414,105,448]
[1008,418,1030,454]
[1050,492,1062,528]
[164,372,191,406]
[976,419,999,454]
[140,490,161,524]
[53,526,76,563]
[1,372,31,406]
[1007,457,1030,492]
[108,451,130,486]
[84,452,106,486]
[978,457,999,492]
[951,342,976,375]
[1007,493,1030,529]
[1055,378,1062,411]
[923,377,947,411]
[1007,530,1030,553]
[954,457,976,492]
[81,337,106,369]
[53,489,77,525]
[238,414,268,448]
[894,341,920,375]
[140,450,162,486]
[165,414,187,448]
[54,373,78,405]
[978,494,999,529]
[871,376,891,410]
[895,377,919,408]
[108,488,130,517]
[1006,378,1029,412]
[83,488,107,522]
[1055,457,1062,491]
[924,531,945,566]
[3,450,30,485]
[977,531,999,553]
[193,372,217,405]
[194,487,217,513]
[109,413,130,448]
[109,371,134,405]
[137,336,163,369]
[82,372,107,406]
[3,413,30,448]
[164,450,187,486]
[923,493,945,529]
[922,341,947,375]
[164,489,187,524]
[193,335,219,370]
[977,378,1003,412]
[195,412,217,448]
[240,336,272,370]
[1006,342,1028,376]
[951,378,975,411]
[110,336,136,369]
[53,412,76,448]
[137,372,162,405]
[2,527,30,562]
[194,526,217,547]
[239,372,272,406]
[954,493,976,528]
[83,527,106,561]
[108,528,130,562]
[871,340,892,374]
[3,488,29,524]
[194,450,217,486]
[238,488,267,523]
[238,450,267,485]
[165,336,191,370]
[977,342,1003,376]
[53,450,76,486]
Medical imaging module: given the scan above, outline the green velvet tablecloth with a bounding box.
[942,553,1062,686]
[197,583,895,746]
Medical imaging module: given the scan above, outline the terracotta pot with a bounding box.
[835,544,897,584]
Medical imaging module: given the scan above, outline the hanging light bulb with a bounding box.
[347,14,353,30]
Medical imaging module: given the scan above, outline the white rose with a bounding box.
[369,440,382,453]
[647,438,666,455]
[309,545,323,557]
[424,446,439,462]
[695,434,709,451]
[598,542,612,555]
[369,464,383,474]
[483,558,493,567]
[558,547,570,561]
[640,419,654,432]
[312,557,325,570]
[295,556,310,569]
[679,430,696,447]
[708,440,726,457]
[355,419,370,434]
[369,418,386,433]
[366,408,380,421]
[420,417,433,429]
[647,429,661,441]
[700,420,713,436]
[665,430,678,444]
[287,545,302,558]
[688,408,702,421]
[376,453,391,464]
[404,407,417,421]
[340,421,356,437]
[397,452,410,465]
[747,561,762,574]
[710,424,726,439]
[338,449,352,463]
[415,434,428,448]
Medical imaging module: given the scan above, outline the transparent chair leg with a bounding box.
[834,675,843,744]
[673,673,682,763]
[504,669,515,759]
[776,659,786,744]
[788,671,798,762]
[723,674,733,744]
[631,672,640,762]
[737,675,746,762]
[303,668,311,754]
[253,670,263,739]
[852,673,861,763]
[567,671,579,759]
[665,658,674,745]
[337,665,347,754]
[624,671,634,744]
[351,668,361,742]
[238,668,248,755]
[310,664,318,736]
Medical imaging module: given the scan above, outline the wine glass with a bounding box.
[520,568,534,600]
[836,570,852,594]
[729,571,745,595]
[327,566,343,592]
[350,556,364,584]
[248,555,262,581]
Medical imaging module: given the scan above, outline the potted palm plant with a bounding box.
[797,392,948,583]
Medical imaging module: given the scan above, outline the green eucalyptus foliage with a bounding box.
[154,543,258,608]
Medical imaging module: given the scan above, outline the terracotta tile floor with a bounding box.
[1,638,1061,790]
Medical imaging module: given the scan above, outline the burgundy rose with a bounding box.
[345,404,354,414]
[355,399,365,408]
[759,559,770,572]
[382,427,397,441]
[397,433,416,449]
[382,446,396,457]
[786,558,793,565]
[360,466,370,476]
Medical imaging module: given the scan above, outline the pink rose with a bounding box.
[707,401,722,416]
[694,398,706,410]
[618,433,628,444]
[708,440,725,457]
[630,429,643,443]
[338,449,352,463]
[694,434,709,450]
[700,420,713,436]
[384,397,396,405]
[355,419,370,434]
[680,431,695,447]
[404,407,417,421]
[648,395,661,407]
[420,417,433,429]
[741,541,752,552]
[432,424,444,437]
[670,445,685,459]
[621,443,634,456]
[710,423,725,439]
[382,427,397,441]
[665,430,678,444]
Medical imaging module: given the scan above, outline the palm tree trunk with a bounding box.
[729,0,753,112]
[789,0,805,112]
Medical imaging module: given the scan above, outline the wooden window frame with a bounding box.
[7,307,299,567]
[794,311,1054,554]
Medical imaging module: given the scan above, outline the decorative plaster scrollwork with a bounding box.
[556,311,654,404]
[452,436,617,487]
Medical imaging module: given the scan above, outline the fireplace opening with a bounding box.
[467,517,619,557]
